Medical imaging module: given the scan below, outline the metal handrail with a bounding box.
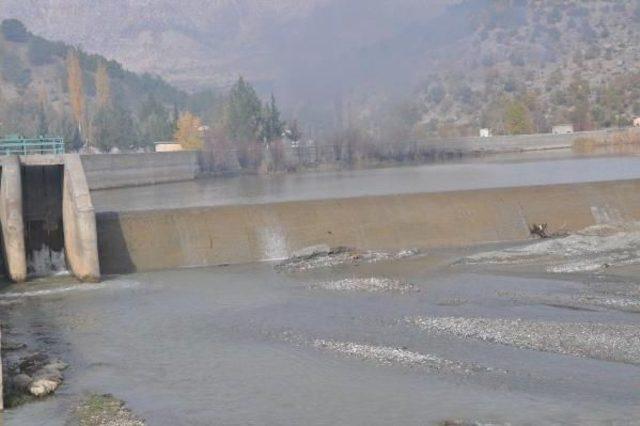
[0,137,65,155]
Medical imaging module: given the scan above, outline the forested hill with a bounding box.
[0,19,203,150]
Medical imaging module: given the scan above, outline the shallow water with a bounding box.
[2,255,639,425]
[92,155,640,212]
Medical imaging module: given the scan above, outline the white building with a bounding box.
[633,117,640,127]
[479,128,492,138]
[552,124,574,135]
[155,142,184,152]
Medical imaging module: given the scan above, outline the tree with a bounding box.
[138,96,173,146]
[567,74,593,131]
[92,105,137,152]
[504,100,534,135]
[288,120,303,142]
[37,104,48,137]
[224,76,262,142]
[67,49,87,136]
[260,94,284,143]
[95,60,111,108]
[174,112,203,150]
[1,19,29,43]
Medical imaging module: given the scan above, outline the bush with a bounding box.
[1,19,29,43]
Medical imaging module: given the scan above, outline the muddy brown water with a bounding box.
[1,250,639,425]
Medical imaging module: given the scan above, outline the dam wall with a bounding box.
[96,179,640,274]
[81,152,199,190]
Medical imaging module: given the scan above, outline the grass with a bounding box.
[573,129,640,154]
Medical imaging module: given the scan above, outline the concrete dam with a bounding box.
[1,152,639,281]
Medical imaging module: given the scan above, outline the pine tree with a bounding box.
[138,96,173,146]
[225,76,262,142]
[92,104,137,152]
[37,104,48,137]
[260,94,284,143]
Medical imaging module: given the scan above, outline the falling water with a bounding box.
[27,244,68,277]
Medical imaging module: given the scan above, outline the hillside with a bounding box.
[414,0,640,137]
[2,1,640,140]
[0,19,193,149]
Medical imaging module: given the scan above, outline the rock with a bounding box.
[18,353,50,375]
[29,378,60,397]
[34,368,63,382]
[291,244,331,258]
[11,373,32,391]
[44,360,69,371]
[2,341,27,351]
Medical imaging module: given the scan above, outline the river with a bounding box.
[2,250,639,425]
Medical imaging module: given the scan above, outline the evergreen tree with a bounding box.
[37,104,48,137]
[260,94,284,143]
[92,105,137,152]
[224,76,262,142]
[138,96,174,146]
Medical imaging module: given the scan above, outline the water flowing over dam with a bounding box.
[3,153,640,279]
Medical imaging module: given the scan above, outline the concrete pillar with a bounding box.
[0,156,27,282]
[63,154,100,282]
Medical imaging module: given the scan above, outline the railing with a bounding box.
[0,137,65,156]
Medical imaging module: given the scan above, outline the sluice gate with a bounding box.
[0,155,100,282]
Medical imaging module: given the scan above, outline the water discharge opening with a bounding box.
[22,165,68,278]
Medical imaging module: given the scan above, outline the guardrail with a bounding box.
[0,137,65,155]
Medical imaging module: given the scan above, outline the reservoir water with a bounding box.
[92,155,640,212]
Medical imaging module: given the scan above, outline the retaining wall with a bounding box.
[81,152,199,190]
[96,179,640,274]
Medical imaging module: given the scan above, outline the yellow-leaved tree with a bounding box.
[66,49,86,135]
[174,112,204,150]
[96,60,111,108]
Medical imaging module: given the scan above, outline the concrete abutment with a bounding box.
[0,154,100,282]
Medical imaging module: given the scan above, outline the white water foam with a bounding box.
[0,279,140,299]
[28,244,69,277]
